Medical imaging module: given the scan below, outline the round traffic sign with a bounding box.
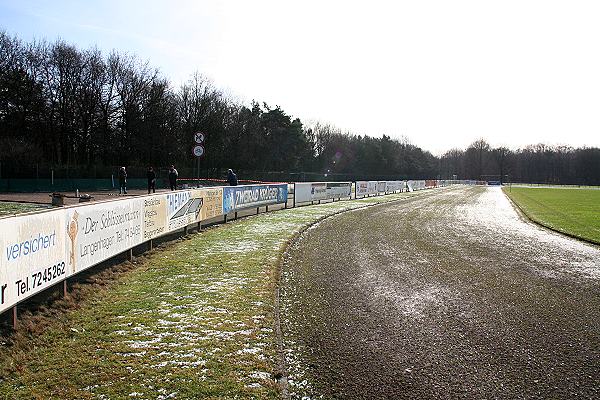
[192,144,205,158]
[194,132,205,144]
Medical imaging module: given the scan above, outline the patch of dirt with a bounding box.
[0,188,170,206]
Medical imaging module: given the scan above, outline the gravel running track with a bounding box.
[280,186,600,399]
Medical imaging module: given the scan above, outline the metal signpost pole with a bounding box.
[193,131,206,188]
[197,157,200,188]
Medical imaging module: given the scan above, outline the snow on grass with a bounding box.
[250,371,272,380]
[203,239,262,254]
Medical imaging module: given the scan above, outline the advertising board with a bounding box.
[356,181,369,196]
[367,181,378,195]
[295,182,352,203]
[166,190,195,231]
[0,210,67,313]
[223,184,288,214]
[193,187,223,220]
[295,182,321,202]
[357,181,404,196]
[65,199,144,275]
[407,180,426,192]
[356,181,368,196]
[142,195,168,241]
[326,182,352,198]
[356,181,377,196]
[385,181,405,193]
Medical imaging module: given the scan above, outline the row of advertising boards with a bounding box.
[293,180,461,202]
[356,181,408,196]
[355,180,463,196]
[0,184,288,313]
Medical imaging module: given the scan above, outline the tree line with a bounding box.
[1,31,599,184]
[440,140,600,185]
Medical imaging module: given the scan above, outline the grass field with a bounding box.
[504,186,600,244]
[0,189,428,399]
[0,202,48,217]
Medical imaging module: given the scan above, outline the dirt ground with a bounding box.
[0,188,172,206]
[280,186,600,399]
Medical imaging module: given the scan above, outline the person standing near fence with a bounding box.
[118,166,127,194]
[227,169,238,186]
[147,166,156,194]
[168,165,178,191]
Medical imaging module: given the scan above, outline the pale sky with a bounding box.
[1,0,599,155]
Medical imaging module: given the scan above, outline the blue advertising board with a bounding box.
[222,184,288,214]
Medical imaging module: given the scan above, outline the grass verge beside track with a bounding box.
[504,186,600,244]
[0,191,421,399]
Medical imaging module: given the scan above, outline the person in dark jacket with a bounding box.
[118,166,127,194]
[168,165,178,191]
[147,166,156,194]
[227,169,238,186]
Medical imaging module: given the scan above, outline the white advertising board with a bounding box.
[385,181,405,193]
[295,182,352,203]
[357,181,404,196]
[327,182,352,198]
[1,209,68,313]
[166,191,194,231]
[356,181,378,196]
[407,180,426,192]
[65,199,144,274]
[294,182,324,202]
[369,181,378,194]
[356,181,367,196]
[356,181,368,196]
